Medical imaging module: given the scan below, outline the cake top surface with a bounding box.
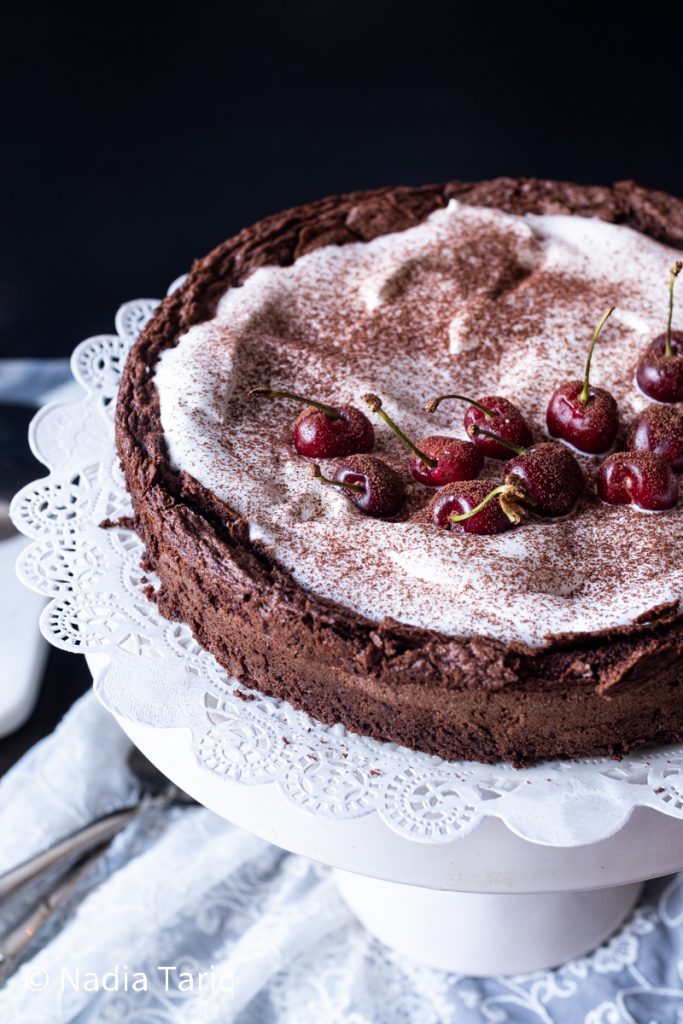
[154,199,682,646]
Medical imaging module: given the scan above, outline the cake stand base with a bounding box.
[333,869,643,975]
[108,710,682,977]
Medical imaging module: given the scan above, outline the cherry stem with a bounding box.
[467,423,528,456]
[362,393,436,468]
[449,482,526,526]
[665,261,683,358]
[249,387,340,420]
[449,485,508,523]
[580,306,615,404]
[424,394,496,417]
[309,463,364,494]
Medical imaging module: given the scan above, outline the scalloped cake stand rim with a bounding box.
[86,651,683,895]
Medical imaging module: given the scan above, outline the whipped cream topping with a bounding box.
[154,201,683,646]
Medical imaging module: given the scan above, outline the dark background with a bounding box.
[3,3,683,360]
[2,3,682,770]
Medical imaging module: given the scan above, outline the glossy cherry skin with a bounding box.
[598,451,678,511]
[293,405,374,459]
[333,455,405,517]
[546,381,619,455]
[636,333,683,403]
[627,405,683,472]
[428,480,516,535]
[504,442,584,518]
[463,396,533,459]
[409,435,484,487]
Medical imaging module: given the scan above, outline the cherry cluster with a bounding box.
[248,262,683,534]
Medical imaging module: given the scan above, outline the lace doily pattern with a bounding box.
[10,299,683,847]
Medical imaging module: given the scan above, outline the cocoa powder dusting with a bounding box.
[155,201,683,646]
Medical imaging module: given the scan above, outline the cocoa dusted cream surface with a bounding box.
[156,201,682,646]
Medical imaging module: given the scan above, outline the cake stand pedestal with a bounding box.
[108,705,683,977]
[333,873,641,975]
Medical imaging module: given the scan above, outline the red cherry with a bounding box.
[627,405,683,472]
[425,393,533,459]
[598,451,679,511]
[547,381,618,455]
[468,425,584,517]
[504,442,585,518]
[636,333,683,403]
[428,479,525,535]
[249,387,374,458]
[310,457,405,518]
[636,262,683,403]
[546,306,618,455]
[362,393,482,487]
[408,435,483,486]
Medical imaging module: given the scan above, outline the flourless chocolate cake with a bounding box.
[116,178,683,764]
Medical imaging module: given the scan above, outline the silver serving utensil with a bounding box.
[0,844,109,986]
[0,793,171,903]
[0,748,191,903]
[0,747,195,986]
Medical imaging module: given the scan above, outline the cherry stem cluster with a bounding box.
[448,481,526,526]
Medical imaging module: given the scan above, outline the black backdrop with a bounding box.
[3,2,683,359]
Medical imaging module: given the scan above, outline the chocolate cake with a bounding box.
[116,177,683,764]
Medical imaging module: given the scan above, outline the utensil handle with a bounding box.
[0,787,182,904]
[0,807,137,902]
[0,843,108,986]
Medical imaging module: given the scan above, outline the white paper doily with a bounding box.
[10,296,683,849]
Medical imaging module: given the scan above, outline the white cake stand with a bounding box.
[11,302,683,979]
[84,663,682,979]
